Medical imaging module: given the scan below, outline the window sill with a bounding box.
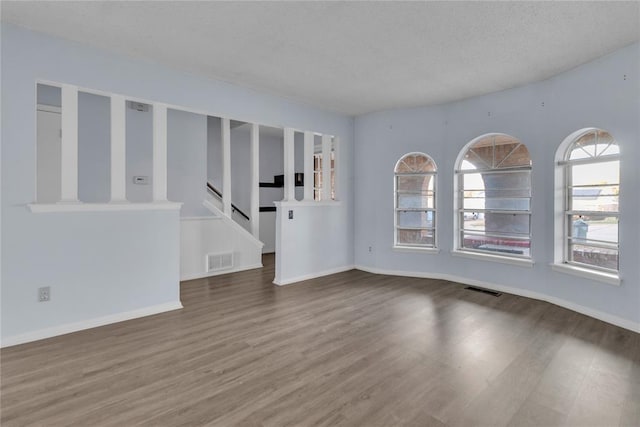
[551,263,621,286]
[393,246,440,254]
[28,201,182,213]
[274,200,342,208]
[451,250,534,268]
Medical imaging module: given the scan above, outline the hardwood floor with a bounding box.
[2,254,639,426]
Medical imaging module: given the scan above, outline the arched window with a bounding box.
[394,153,437,249]
[556,129,620,275]
[455,134,532,260]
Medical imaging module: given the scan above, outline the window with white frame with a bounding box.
[558,129,620,273]
[455,134,532,258]
[394,153,437,248]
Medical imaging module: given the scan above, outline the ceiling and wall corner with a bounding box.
[2,1,639,115]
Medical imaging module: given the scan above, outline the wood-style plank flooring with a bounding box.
[2,254,639,426]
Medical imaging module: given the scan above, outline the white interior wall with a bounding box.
[1,23,353,345]
[78,92,110,203]
[206,116,222,190]
[230,124,251,215]
[125,105,153,202]
[354,42,640,330]
[36,83,61,106]
[180,216,263,281]
[167,109,210,217]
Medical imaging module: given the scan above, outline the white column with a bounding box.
[110,95,127,203]
[59,84,79,203]
[321,134,332,201]
[283,127,295,201]
[332,136,339,200]
[152,103,168,202]
[250,123,260,238]
[303,131,314,201]
[221,117,232,216]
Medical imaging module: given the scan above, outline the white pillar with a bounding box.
[250,123,260,238]
[221,117,232,216]
[321,134,332,201]
[110,95,127,203]
[332,136,339,200]
[283,127,295,201]
[152,103,168,202]
[59,84,79,203]
[303,131,314,201]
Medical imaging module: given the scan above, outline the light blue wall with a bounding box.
[167,109,210,217]
[354,42,640,327]
[78,92,111,203]
[126,106,154,202]
[230,124,252,215]
[37,83,61,107]
[1,23,354,343]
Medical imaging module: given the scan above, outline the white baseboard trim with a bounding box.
[181,263,263,282]
[354,264,640,334]
[1,301,183,348]
[274,264,355,286]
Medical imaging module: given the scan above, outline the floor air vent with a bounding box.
[207,252,234,272]
[465,286,502,297]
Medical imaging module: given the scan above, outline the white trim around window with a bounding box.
[393,152,437,250]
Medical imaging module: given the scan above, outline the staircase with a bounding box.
[179,182,264,281]
[205,182,252,233]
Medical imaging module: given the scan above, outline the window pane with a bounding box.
[482,171,531,192]
[462,172,484,190]
[462,233,530,256]
[396,154,435,173]
[571,161,619,186]
[462,172,530,194]
[398,193,434,209]
[568,215,618,244]
[463,135,530,170]
[464,197,529,211]
[571,194,618,212]
[397,175,434,192]
[398,211,434,228]
[461,212,530,235]
[496,143,531,168]
[569,130,618,160]
[398,229,434,246]
[570,244,618,271]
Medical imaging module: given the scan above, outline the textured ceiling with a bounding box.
[3,1,639,116]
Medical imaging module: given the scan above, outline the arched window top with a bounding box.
[565,129,619,161]
[459,134,530,171]
[395,152,436,173]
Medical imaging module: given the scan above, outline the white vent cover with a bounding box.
[207,252,234,272]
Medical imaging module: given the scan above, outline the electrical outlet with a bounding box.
[368,246,373,253]
[38,286,50,302]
